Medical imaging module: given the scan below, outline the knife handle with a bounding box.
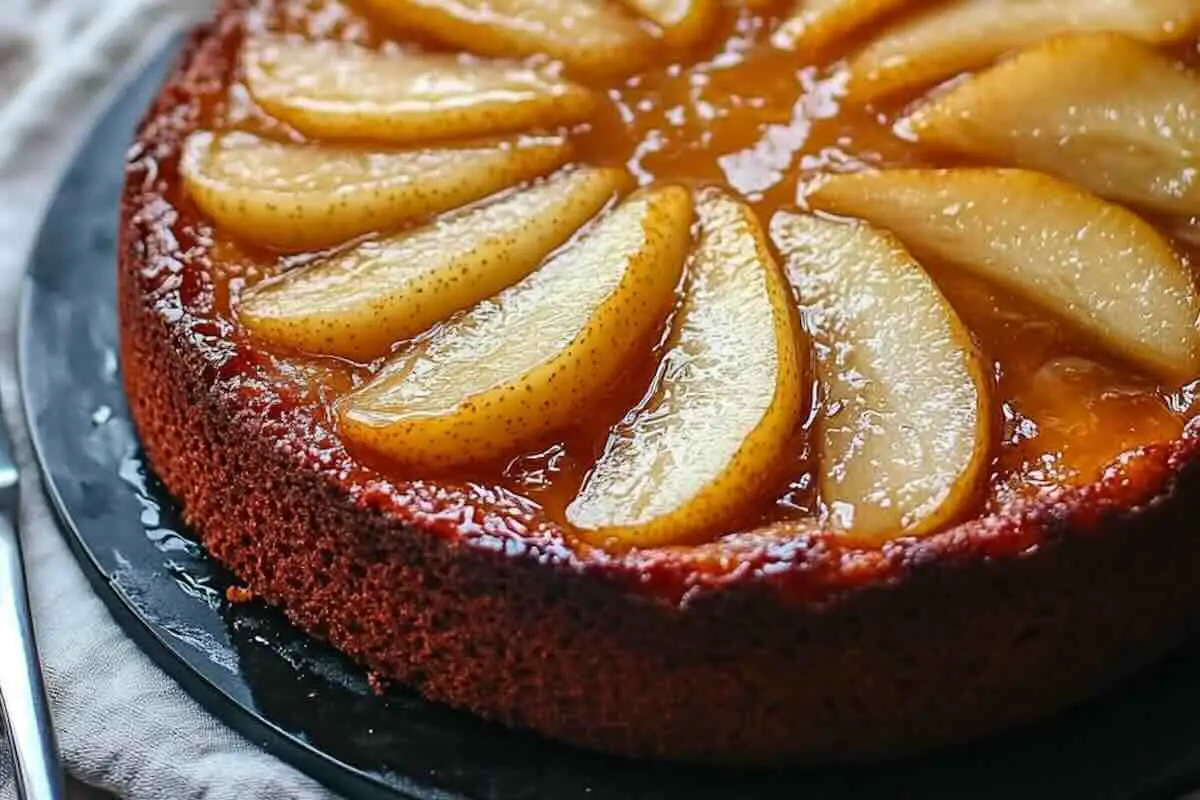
[0,515,65,800]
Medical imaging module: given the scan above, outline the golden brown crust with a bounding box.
[118,4,1200,763]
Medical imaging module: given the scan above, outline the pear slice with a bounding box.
[244,36,598,145]
[809,169,1200,383]
[906,34,1200,217]
[567,188,806,549]
[358,0,653,81]
[848,0,1200,102]
[180,131,570,250]
[772,0,906,54]
[338,186,693,467]
[239,167,632,360]
[770,212,988,541]
[617,0,718,46]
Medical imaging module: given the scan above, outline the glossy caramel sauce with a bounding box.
[183,0,1200,546]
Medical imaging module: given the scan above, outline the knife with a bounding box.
[0,414,64,800]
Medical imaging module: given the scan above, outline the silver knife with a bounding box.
[0,414,64,800]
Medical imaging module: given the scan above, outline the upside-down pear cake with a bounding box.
[120,0,1200,762]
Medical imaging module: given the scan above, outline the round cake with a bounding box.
[120,0,1200,764]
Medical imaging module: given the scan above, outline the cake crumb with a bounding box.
[225,585,255,604]
[367,672,389,696]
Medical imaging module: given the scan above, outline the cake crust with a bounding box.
[118,4,1200,763]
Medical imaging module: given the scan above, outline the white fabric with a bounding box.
[0,1,335,797]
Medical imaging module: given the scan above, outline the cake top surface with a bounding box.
[131,0,1200,598]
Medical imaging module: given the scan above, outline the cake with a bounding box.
[119,0,1200,764]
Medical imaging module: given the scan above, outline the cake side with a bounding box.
[116,9,1200,763]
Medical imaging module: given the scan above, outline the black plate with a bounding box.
[18,36,1200,800]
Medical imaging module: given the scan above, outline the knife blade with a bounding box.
[0,414,64,800]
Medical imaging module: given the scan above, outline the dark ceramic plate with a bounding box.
[17,36,1200,800]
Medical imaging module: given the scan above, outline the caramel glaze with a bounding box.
[146,0,1200,600]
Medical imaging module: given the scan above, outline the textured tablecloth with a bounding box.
[0,1,335,797]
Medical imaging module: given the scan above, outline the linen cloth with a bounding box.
[0,1,335,797]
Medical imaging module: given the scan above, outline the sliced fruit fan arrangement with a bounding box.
[181,0,1200,550]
